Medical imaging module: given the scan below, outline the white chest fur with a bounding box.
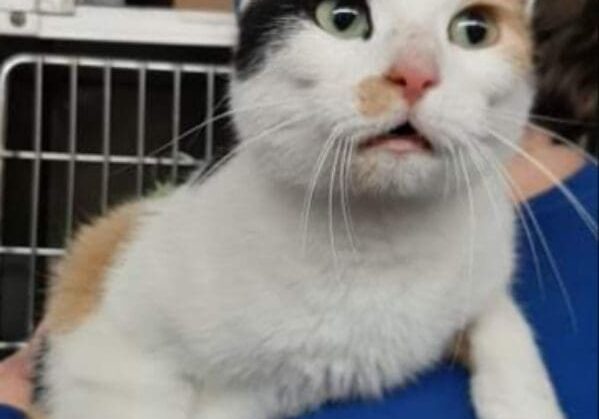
[100,152,515,412]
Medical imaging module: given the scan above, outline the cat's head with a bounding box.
[230,0,536,198]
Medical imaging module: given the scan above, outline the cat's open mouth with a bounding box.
[360,122,433,156]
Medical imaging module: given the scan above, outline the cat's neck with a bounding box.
[192,149,512,270]
[228,149,500,238]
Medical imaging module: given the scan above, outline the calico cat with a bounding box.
[35,0,566,418]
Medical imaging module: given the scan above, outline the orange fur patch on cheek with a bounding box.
[498,11,533,72]
[355,76,401,118]
[45,203,140,335]
[465,0,533,73]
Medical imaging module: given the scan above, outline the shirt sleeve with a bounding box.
[0,405,26,419]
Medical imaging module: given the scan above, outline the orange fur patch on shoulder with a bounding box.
[356,76,401,118]
[45,203,140,335]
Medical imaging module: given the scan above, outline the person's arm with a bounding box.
[0,344,34,419]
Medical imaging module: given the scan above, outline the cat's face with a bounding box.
[230,0,535,198]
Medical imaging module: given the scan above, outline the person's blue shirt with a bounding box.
[295,164,598,419]
[0,406,25,419]
[0,165,596,419]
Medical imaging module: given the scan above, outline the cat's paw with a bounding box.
[472,373,566,419]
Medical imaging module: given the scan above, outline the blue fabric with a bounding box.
[0,406,25,419]
[295,164,598,419]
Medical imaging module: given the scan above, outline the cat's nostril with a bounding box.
[422,79,436,90]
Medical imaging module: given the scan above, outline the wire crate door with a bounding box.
[38,0,75,14]
[0,0,37,11]
[0,54,232,353]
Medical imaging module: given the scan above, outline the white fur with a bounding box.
[470,293,565,419]
[45,0,564,418]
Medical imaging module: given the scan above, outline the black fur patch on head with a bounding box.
[235,0,311,80]
[234,0,373,81]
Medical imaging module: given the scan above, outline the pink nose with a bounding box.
[387,63,440,105]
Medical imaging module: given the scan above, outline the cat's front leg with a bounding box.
[467,292,566,419]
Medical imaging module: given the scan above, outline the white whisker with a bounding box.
[492,112,598,166]
[449,143,463,196]
[329,138,344,274]
[448,147,471,364]
[188,112,314,186]
[301,126,344,254]
[485,126,598,240]
[339,138,359,256]
[155,99,302,162]
[493,161,579,332]
[498,109,599,128]
[458,149,476,326]
[525,121,598,166]
[472,144,546,298]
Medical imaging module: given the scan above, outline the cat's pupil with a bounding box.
[466,24,487,44]
[464,12,488,44]
[333,8,358,31]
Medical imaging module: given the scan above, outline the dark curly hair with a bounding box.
[533,0,598,152]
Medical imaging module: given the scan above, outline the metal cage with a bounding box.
[0,53,233,352]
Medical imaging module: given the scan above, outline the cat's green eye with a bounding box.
[449,8,499,49]
[315,0,371,40]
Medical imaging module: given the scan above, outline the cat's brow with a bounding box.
[462,0,527,16]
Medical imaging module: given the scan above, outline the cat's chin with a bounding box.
[347,122,446,199]
[350,149,448,200]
